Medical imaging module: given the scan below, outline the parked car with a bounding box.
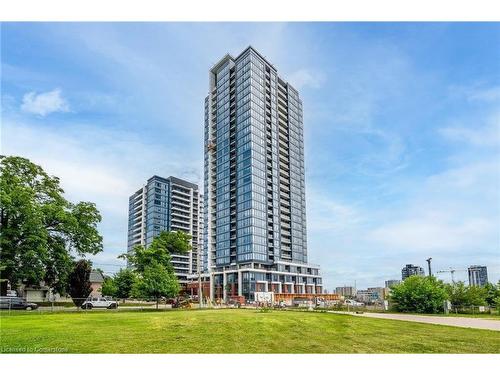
[344,299,365,307]
[81,296,118,309]
[0,296,38,310]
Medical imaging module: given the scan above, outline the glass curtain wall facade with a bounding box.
[203,47,322,301]
[127,175,201,285]
[468,265,488,287]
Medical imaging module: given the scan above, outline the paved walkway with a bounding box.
[329,311,500,331]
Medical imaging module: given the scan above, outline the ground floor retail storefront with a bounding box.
[187,262,325,303]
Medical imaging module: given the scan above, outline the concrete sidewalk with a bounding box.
[329,311,500,331]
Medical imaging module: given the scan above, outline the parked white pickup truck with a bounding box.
[81,296,118,309]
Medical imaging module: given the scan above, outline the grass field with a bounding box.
[1,309,499,353]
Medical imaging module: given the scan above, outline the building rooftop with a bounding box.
[146,175,199,190]
[89,270,104,283]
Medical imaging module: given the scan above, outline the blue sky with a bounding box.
[2,22,499,290]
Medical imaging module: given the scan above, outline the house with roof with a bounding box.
[89,270,105,297]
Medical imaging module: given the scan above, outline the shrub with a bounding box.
[390,276,447,313]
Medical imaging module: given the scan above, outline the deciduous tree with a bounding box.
[68,259,93,307]
[113,268,137,300]
[484,282,500,307]
[132,261,180,309]
[390,275,447,313]
[446,281,468,306]
[0,156,102,294]
[100,276,117,297]
[121,231,191,273]
[122,231,189,307]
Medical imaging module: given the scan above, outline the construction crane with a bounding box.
[436,268,467,283]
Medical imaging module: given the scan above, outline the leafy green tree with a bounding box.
[132,262,180,309]
[464,285,487,306]
[446,281,468,306]
[113,268,137,300]
[447,282,488,308]
[484,282,500,307]
[495,296,500,314]
[100,276,117,297]
[390,275,447,313]
[122,231,189,306]
[68,259,93,307]
[0,156,103,294]
[121,231,191,273]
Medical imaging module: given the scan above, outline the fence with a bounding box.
[448,304,497,315]
[0,297,186,315]
[2,295,498,316]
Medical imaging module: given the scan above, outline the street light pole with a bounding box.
[426,258,432,277]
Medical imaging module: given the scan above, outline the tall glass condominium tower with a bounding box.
[203,47,322,301]
[127,175,202,285]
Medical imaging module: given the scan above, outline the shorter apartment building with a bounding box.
[335,286,356,298]
[401,264,425,280]
[127,175,202,286]
[468,265,488,287]
[385,279,400,288]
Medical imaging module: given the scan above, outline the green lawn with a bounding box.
[1,309,499,353]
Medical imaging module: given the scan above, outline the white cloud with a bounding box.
[468,86,500,102]
[369,158,499,253]
[307,189,362,233]
[439,111,500,147]
[21,88,69,116]
[1,118,203,268]
[288,68,326,90]
[449,84,500,103]
[2,120,133,217]
[369,214,495,252]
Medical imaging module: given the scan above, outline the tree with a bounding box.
[446,282,488,308]
[390,275,447,313]
[446,281,468,307]
[100,276,117,297]
[121,231,191,273]
[495,296,500,314]
[132,262,180,309]
[113,268,137,300]
[484,282,500,307]
[464,286,487,306]
[0,156,103,295]
[122,231,189,307]
[68,259,93,307]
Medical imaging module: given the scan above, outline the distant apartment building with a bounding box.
[201,46,323,301]
[468,265,488,287]
[127,175,201,286]
[401,264,425,280]
[385,279,400,288]
[335,286,356,298]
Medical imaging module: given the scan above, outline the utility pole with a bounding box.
[426,258,432,277]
